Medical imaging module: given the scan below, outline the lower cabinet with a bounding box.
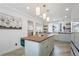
[55,33,71,42]
[71,32,79,56]
[71,42,79,56]
[39,40,48,56]
[38,36,54,56]
[25,36,54,56]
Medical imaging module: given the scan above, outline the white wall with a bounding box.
[71,4,79,22]
[0,4,43,55]
[0,30,22,55]
[0,5,25,55]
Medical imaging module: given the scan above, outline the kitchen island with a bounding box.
[21,34,55,56]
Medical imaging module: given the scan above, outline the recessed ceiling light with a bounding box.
[53,19,56,21]
[65,8,69,11]
[26,6,30,10]
[65,16,67,18]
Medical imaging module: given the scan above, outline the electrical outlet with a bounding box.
[15,43,17,46]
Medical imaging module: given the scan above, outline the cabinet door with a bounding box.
[57,34,65,41]
[25,40,40,56]
[47,36,54,55]
[71,33,75,43]
[54,35,58,40]
[57,34,71,42]
[48,36,54,51]
[40,36,54,56]
[40,39,49,56]
[74,32,79,50]
[65,34,71,42]
[47,37,52,55]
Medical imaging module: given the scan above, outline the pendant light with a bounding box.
[36,7,40,16]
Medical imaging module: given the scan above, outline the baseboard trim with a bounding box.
[1,47,21,56]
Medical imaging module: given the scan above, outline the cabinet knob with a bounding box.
[46,46,48,48]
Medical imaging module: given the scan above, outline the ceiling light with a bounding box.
[53,19,56,21]
[46,17,50,22]
[65,8,69,11]
[43,13,46,19]
[65,16,67,18]
[36,7,40,15]
[26,6,30,10]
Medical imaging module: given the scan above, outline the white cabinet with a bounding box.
[25,36,54,56]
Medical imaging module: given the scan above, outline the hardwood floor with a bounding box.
[2,40,72,56]
[52,40,71,56]
[2,48,25,56]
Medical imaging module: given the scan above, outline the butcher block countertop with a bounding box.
[21,34,54,42]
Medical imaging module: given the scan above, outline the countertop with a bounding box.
[58,32,72,34]
[21,34,54,42]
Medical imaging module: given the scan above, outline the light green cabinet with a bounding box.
[54,33,71,42]
[25,36,54,56]
[39,36,54,56]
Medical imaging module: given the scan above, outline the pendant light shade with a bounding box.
[36,7,40,15]
[43,13,46,19]
[46,17,50,22]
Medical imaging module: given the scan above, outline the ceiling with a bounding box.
[0,3,79,22]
